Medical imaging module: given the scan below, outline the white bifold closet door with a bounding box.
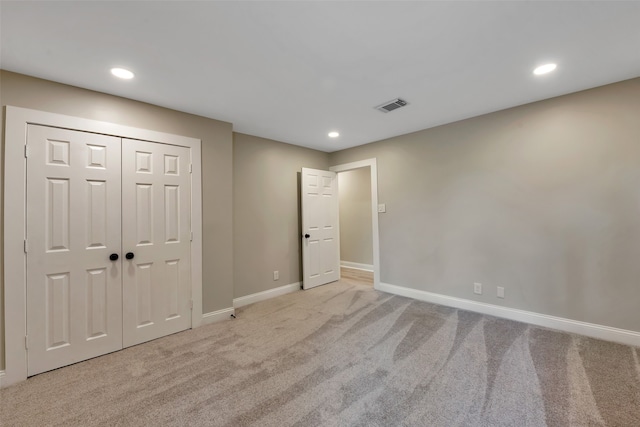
[26,125,123,376]
[121,139,192,347]
[26,126,192,376]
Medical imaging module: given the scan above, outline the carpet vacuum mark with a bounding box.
[1,280,639,426]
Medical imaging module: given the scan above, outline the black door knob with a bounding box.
[125,252,134,260]
[304,234,310,238]
[109,253,119,261]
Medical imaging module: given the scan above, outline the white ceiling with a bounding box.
[1,1,639,152]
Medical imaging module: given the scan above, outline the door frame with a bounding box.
[2,106,203,387]
[330,158,380,290]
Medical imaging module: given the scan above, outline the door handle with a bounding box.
[304,234,310,238]
[109,253,119,261]
[125,252,135,260]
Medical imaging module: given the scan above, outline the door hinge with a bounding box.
[190,231,193,242]
[24,239,28,253]
[25,335,28,350]
[190,300,193,310]
[24,145,29,158]
[189,163,193,173]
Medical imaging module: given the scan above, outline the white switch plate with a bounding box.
[474,282,482,295]
[378,203,386,213]
[497,286,505,298]
[273,271,279,281]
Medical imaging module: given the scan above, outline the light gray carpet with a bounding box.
[1,279,639,426]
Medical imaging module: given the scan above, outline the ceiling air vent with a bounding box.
[375,98,408,113]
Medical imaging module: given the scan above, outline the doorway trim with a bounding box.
[330,158,380,290]
[2,106,203,387]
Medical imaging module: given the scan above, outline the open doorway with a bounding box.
[338,167,373,285]
[330,159,380,290]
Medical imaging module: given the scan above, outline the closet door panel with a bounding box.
[26,125,122,376]
[122,139,192,347]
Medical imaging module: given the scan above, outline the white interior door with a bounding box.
[301,167,340,290]
[121,139,192,347]
[26,125,122,376]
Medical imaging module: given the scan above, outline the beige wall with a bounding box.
[330,77,640,332]
[3,69,640,374]
[0,71,235,369]
[338,167,373,266]
[233,133,329,298]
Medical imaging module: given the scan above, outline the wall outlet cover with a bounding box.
[378,203,386,213]
[474,282,482,295]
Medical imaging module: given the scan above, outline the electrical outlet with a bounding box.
[378,204,386,213]
[273,271,279,281]
[474,282,482,295]
[497,286,505,299]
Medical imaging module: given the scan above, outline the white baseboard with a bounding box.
[0,370,4,388]
[234,282,301,308]
[379,282,640,348]
[340,261,374,272]
[201,307,235,325]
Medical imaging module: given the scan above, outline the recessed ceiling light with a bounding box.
[111,68,135,79]
[328,131,340,138]
[533,63,557,75]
